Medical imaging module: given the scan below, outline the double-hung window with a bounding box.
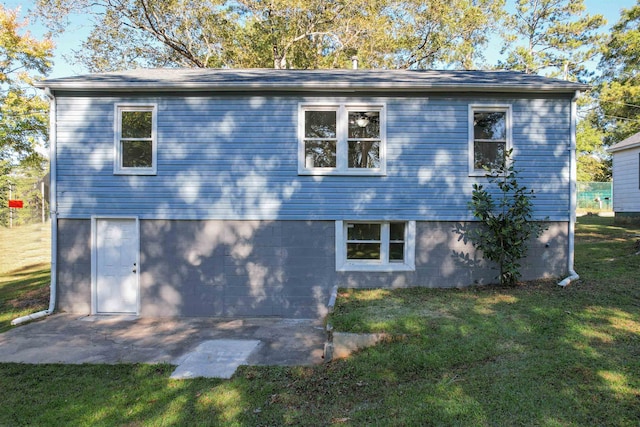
[336,220,415,272]
[299,103,386,175]
[469,105,512,175]
[114,105,157,175]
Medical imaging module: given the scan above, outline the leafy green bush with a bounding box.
[465,151,546,285]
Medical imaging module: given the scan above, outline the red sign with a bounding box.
[8,200,23,208]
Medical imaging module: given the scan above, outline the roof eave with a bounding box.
[608,142,640,153]
[608,131,640,153]
[35,81,586,94]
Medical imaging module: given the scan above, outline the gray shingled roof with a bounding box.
[36,68,589,94]
[608,131,640,153]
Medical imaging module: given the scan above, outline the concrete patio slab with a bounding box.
[170,339,261,379]
[0,314,327,378]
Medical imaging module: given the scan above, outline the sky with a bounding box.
[3,0,639,78]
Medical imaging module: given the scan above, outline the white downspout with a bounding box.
[558,90,580,287]
[12,87,57,325]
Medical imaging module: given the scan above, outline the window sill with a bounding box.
[299,169,386,177]
[114,169,157,176]
[337,262,415,272]
[469,170,506,178]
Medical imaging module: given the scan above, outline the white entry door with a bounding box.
[94,218,139,314]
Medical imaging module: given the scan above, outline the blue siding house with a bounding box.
[36,69,586,319]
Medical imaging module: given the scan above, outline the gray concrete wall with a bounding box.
[337,221,568,289]
[614,212,640,225]
[56,219,92,313]
[55,219,568,318]
[139,220,336,318]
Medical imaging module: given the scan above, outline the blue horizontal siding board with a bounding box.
[55,94,571,221]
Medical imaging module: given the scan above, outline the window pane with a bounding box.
[474,141,505,170]
[348,111,380,138]
[347,243,381,260]
[348,141,380,168]
[305,140,336,168]
[390,222,405,241]
[305,111,336,138]
[474,112,506,140]
[122,140,153,167]
[347,223,381,240]
[122,111,152,138]
[389,243,405,261]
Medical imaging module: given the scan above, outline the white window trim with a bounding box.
[114,104,158,175]
[298,103,387,176]
[336,220,416,272]
[468,104,512,177]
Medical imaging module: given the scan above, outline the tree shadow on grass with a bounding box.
[0,263,50,332]
[325,281,639,425]
[0,280,636,425]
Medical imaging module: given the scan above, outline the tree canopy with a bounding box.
[597,1,640,143]
[0,5,53,225]
[0,6,52,169]
[36,0,506,71]
[498,0,605,81]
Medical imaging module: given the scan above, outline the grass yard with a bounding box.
[0,222,50,332]
[0,216,638,426]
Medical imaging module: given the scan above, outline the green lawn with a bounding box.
[0,222,50,332]
[0,216,638,426]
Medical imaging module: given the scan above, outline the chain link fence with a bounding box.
[577,182,612,211]
[1,174,49,227]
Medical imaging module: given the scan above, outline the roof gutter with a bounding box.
[35,82,587,95]
[12,87,58,325]
[608,141,640,153]
[558,90,581,287]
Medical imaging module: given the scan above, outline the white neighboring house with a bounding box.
[609,132,640,221]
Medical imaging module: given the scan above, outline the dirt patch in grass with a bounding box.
[7,286,49,310]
